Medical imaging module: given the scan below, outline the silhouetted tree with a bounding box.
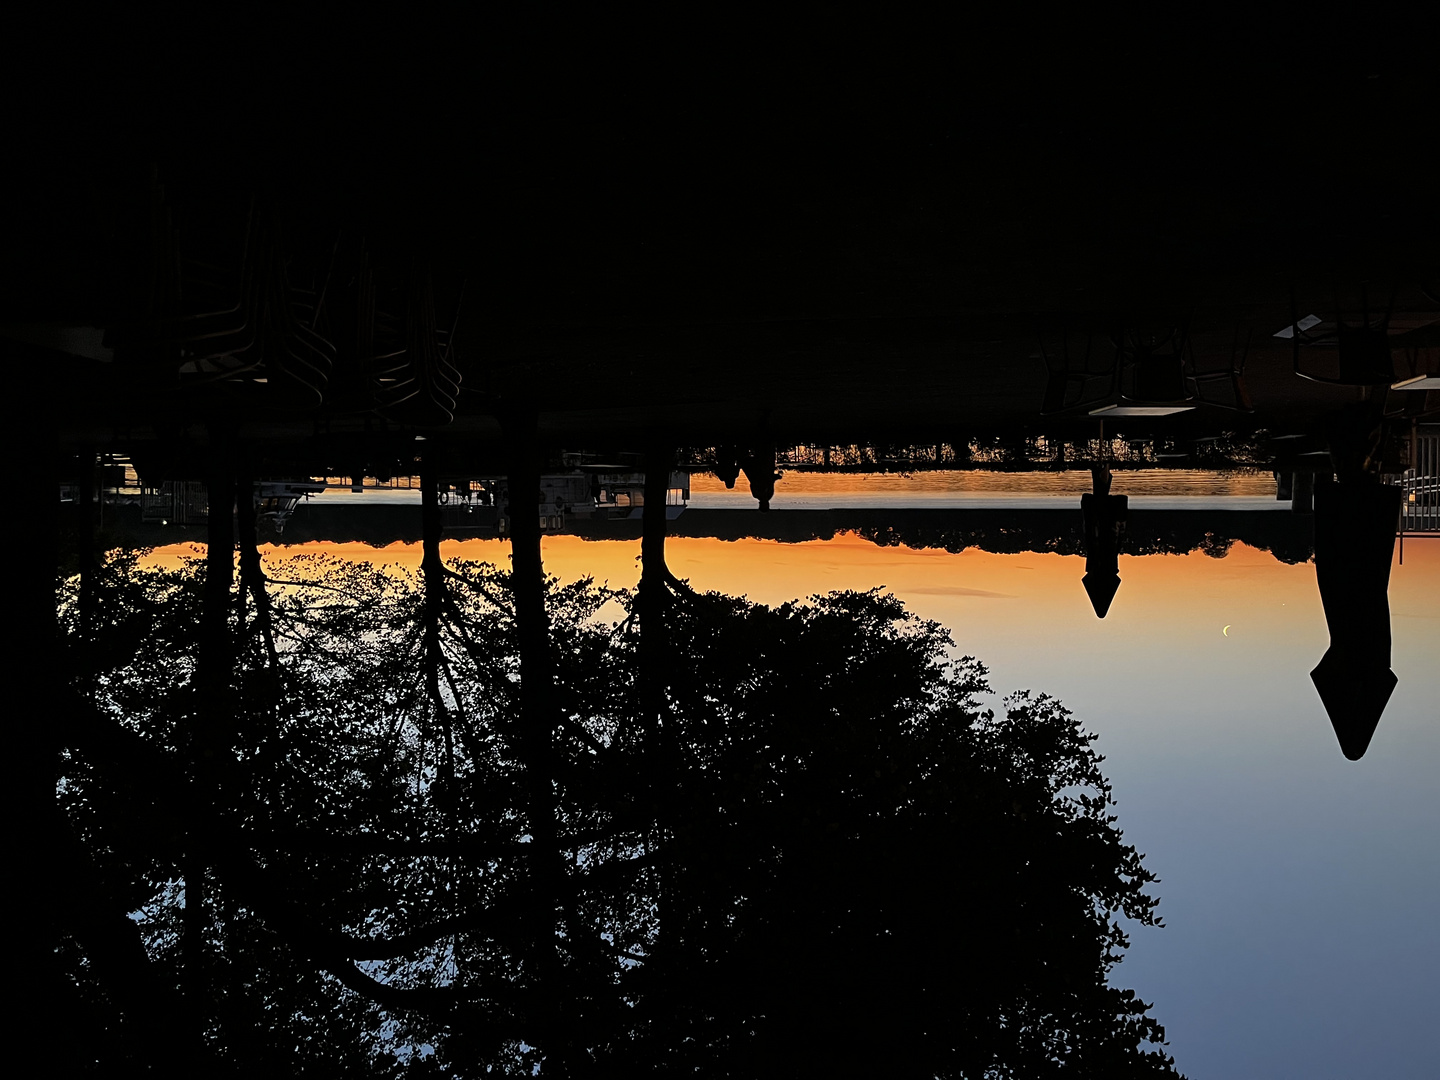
[53,537,1182,1077]
[604,586,1178,1077]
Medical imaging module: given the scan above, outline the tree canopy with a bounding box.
[53,544,1182,1077]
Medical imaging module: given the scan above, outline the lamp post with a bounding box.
[1081,465,1126,618]
[1309,477,1402,760]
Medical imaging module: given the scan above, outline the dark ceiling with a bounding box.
[7,36,1436,448]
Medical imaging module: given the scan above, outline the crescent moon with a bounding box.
[1222,625,1231,637]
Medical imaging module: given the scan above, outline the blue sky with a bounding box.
[245,526,1440,1077]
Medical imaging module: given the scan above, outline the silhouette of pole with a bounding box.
[1309,479,1401,759]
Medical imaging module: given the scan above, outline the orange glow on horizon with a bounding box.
[131,533,1439,714]
[132,531,1440,618]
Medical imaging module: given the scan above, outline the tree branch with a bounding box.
[443,565,515,615]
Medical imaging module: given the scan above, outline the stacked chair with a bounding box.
[354,256,464,426]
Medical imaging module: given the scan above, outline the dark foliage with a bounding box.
[55,549,1181,1077]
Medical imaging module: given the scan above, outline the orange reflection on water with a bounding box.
[135,533,1438,725]
[134,530,1440,625]
[692,469,1279,498]
[135,532,1437,672]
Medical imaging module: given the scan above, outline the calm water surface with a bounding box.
[144,518,1439,1080]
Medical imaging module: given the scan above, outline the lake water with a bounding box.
[141,486,1438,1080]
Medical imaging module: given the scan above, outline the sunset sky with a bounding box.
[142,532,1439,1079]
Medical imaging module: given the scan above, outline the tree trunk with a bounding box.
[16,417,199,1074]
[77,443,97,694]
[235,458,282,843]
[236,460,278,672]
[55,799,203,1076]
[185,433,237,1045]
[639,442,685,1038]
[420,448,456,784]
[501,413,569,1066]
[14,412,67,1061]
[638,443,674,761]
[201,442,236,732]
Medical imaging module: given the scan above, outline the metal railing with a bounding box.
[1401,428,1439,533]
[141,482,210,525]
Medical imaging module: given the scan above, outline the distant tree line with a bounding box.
[680,435,1273,472]
[70,503,1314,568]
